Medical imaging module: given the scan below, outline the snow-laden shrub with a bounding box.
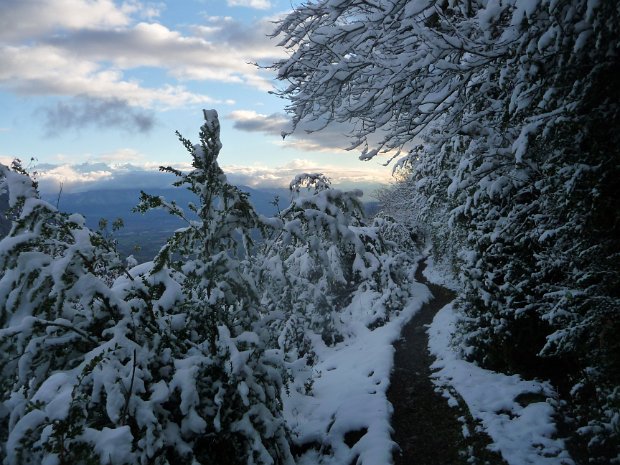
[258,173,415,350]
[133,110,293,465]
[0,160,144,464]
[0,112,293,465]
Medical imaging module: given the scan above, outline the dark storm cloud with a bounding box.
[40,97,156,136]
[227,110,367,153]
[228,111,291,136]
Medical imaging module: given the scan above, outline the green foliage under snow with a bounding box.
[272,0,620,461]
[0,110,414,464]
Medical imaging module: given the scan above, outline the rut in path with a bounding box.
[387,258,507,465]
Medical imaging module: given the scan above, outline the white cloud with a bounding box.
[32,160,179,194]
[0,0,133,40]
[76,18,284,89]
[39,164,114,186]
[222,159,392,189]
[0,44,220,108]
[28,159,390,195]
[95,148,146,164]
[0,4,285,110]
[227,0,272,10]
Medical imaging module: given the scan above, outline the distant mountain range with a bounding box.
[47,186,379,262]
[1,185,379,263]
[48,185,290,223]
[43,186,291,262]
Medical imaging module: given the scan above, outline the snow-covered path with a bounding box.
[388,259,506,465]
[281,259,431,465]
[282,257,574,465]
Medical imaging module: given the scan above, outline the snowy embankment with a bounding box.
[283,279,431,465]
[426,272,574,464]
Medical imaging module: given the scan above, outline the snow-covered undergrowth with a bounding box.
[0,112,429,464]
[421,253,459,292]
[284,280,431,465]
[428,303,574,465]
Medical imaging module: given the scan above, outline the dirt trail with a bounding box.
[387,258,507,465]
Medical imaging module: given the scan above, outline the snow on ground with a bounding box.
[421,252,460,291]
[281,253,574,465]
[428,303,574,465]
[283,281,431,465]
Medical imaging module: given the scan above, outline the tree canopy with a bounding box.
[273,0,620,461]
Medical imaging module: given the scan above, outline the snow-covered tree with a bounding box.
[0,112,294,465]
[0,160,145,464]
[272,0,620,460]
[132,109,294,465]
[258,173,415,351]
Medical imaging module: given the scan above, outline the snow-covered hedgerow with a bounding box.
[258,173,416,350]
[272,1,620,460]
[429,302,574,465]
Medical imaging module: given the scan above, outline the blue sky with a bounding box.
[0,0,393,195]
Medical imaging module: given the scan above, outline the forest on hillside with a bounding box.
[1,1,618,464]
